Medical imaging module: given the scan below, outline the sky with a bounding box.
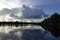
[0,0,60,20]
[33,0,60,14]
[0,0,60,40]
[0,0,60,14]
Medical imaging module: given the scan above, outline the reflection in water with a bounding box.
[0,25,44,33]
[0,25,59,40]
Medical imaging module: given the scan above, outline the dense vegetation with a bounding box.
[40,13,60,37]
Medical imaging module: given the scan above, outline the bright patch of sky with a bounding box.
[0,0,23,9]
[0,0,60,14]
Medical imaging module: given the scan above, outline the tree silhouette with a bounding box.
[40,13,60,37]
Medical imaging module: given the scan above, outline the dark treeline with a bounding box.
[39,13,60,37]
[0,21,40,27]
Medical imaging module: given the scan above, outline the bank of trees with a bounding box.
[40,13,60,37]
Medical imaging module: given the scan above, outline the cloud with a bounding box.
[22,5,46,18]
[0,5,48,20]
[0,0,60,10]
[21,5,48,18]
[0,0,25,10]
[0,8,11,16]
[10,5,48,19]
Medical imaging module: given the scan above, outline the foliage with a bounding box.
[40,13,60,37]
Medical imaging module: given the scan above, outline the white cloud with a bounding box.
[0,0,24,10]
[0,5,48,21]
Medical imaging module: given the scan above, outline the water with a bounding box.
[0,25,59,40]
[0,25,44,33]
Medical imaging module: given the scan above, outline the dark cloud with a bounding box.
[21,5,48,18]
[0,5,48,19]
[10,5,48,19]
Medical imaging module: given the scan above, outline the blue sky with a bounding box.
[25,0,60,15]
[34,4,60,15]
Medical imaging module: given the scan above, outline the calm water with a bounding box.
[0,25,44,32]
[0,25,59,40]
